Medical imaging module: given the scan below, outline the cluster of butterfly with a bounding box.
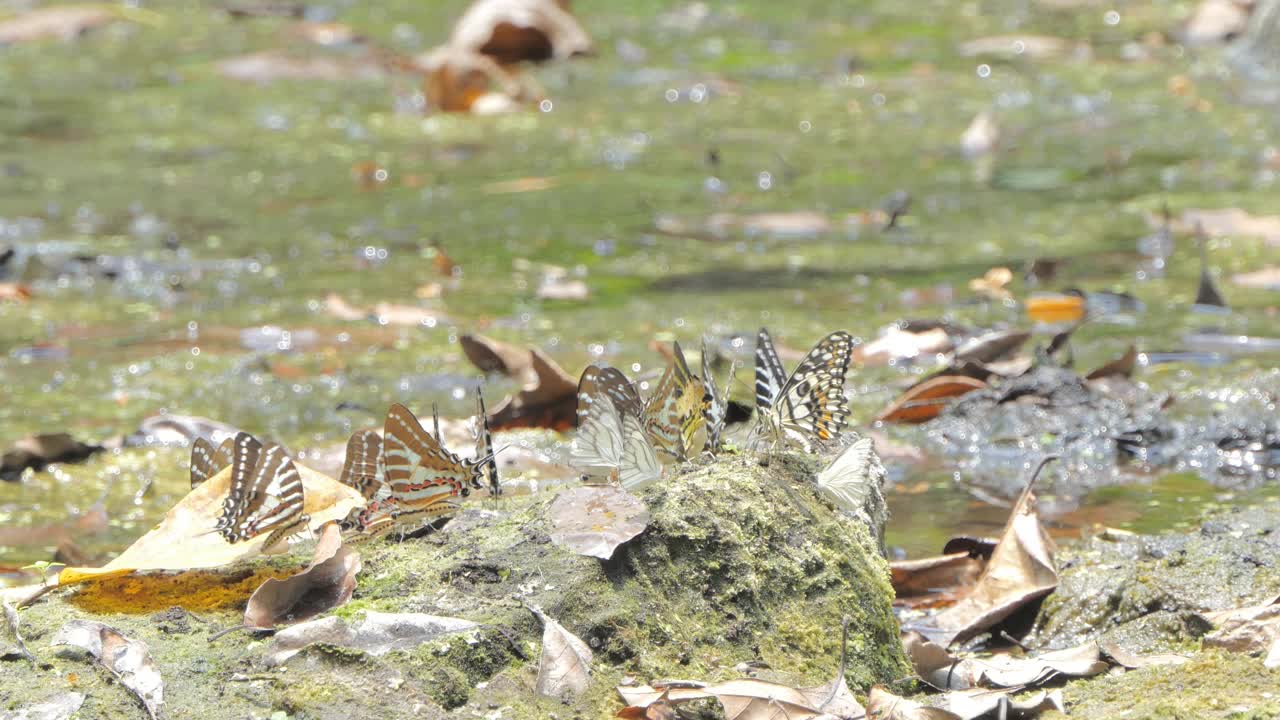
[571,327,858,489]
[189,390,499,547]
[190,326,871,548]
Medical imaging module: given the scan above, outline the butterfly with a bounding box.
[751,328,854,452]
[338,429,384,501]
[214,433,310,548]
[639,341,708,461]
[700,341,735,456]
[576,365,644,423]
[571,388,663,490]
[190,436,234,488]
[474,387,500,496]
[374,402,489,533]
[815,436,884,516]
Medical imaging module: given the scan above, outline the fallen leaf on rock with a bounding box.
[450,0,593,65]
[1231,266,1280,290]
[876,376,988,424]
[856,327,952,367]
[51,621,163,719]
[1,434,103,481]
[537,271,590,301]
[968,268,1013,301]
[616,689,678,719]
[122,413,241,448]
[0,692,85,720]
[461,334,537,382]
[960,112,1000,158]
[216,50,387,82]
[957,35,1083,60]
[243,524,361,629]
[1099,641,1190,669]
[530,605,593,701]
[1200,594,1280,668]
[908,459,1058,646]
[0,283,31,302]
[322,293,447,327]
[489,347,578,431]
[952,329,1029,365]
[906,635,1105,690]
[868,686,960,719]
[1182,0,1253,45]
[891,553,985,605]
[1085,345,1137,381]
[265,611,479,666]
[416,44,529,113]
[1,601,33,661]
[935,688,1063,720]
[0,5,141,45]
[548,486,649,560]
[57,462,362,585]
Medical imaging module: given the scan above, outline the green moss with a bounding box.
[1046,651,1280,720]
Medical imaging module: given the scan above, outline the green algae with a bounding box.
[0,453,904,717]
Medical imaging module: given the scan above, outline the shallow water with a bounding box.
[1,0,1279,569]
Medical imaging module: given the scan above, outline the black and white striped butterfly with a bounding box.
[189,436,234,488]
[750,328,853,452]
[214,433,310,547]
[338,429,385,501]
[474,387,500,496]
[700,341,735,456]
[572,388,663,490]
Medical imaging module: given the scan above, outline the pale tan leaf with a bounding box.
[548,486,649,560]
[0,692,85,720]
[531,606,593,701]
[243,524,362,629]
[450,0,593,65]
[265,611,479,666]
[51,622,163,719]
[867,686,961,720]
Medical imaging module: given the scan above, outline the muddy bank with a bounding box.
[0,453,906,718]
[1033,495,1280,653]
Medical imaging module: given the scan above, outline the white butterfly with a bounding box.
[571,390,663,491]
[815,436,884,517]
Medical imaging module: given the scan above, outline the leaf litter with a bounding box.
[0,692,85,720]
[265,611,480,666]
[242,523,361,630]
[547,485,649,560]
[51,621,164,719]
[529,604,593,701]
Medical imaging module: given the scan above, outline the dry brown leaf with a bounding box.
[461,334,537,382]
[489,347,578,431]
[450,0,593,65]
[1085,345,1137,381]
[1182,0,1253,45]
[265,611,479,666]
[1200,594,1280,668]
[890,552,985,603]
[1098,641,1191,669]
[0,282,32,302]
[548,486,649,560]
[243,524,361,629]
[0,5,126,44]
[51,621,163,719]
[530,605,593,701]
[968,268,1013,301]
[934,688,1063,720]
[953,329,1030,365]
[867,686,960,720]
[1,433,102,481]
[876,376,988,424]
[483,176,559,194]
[322,293,447,327]
[855,327,953,367]
[538,273,590,301]
[57,462,362,585]
[416,44,529,113]
[909,459,1058,646]
[1232,266,1280,290]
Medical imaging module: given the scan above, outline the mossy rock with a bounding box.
[0,453,906,718]
[1032,496,1280,653]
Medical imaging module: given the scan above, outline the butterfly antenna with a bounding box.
[432,402,442,442]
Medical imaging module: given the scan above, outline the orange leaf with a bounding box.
[876,376,987,424]
[1025,294,1085,323]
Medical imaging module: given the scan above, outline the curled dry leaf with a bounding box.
[968,267,1013,301]
[489,347,579,431]
[416,44,529,113]
[1231,266,1280,291]
[548,486,649,560]
[322,293,448,326]
[0,692,85,720]
[1099,641,1190,669]
[0,282,32,302]
[867,686,960,720]
[530,605,593,701]
[908,459,1058,646]
[265,611,479,666]
[953,329,1029,365]
[57,462,363,585]
[1,601,33,661]
[51,621,163,719]
[1,433,103,481]
[1200,593,1280,668]
[1085,345,1137,381]
[935,688,1063,720]
[903,632,1106,690]
[890,552,985,605]
[243,523,361,629]
[461,334,537,382]
[876,376,988,424]
[450,0,593,65]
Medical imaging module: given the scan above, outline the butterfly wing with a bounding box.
[815,436,882,515]
[571,392,627,472]
[701,341,731,454]
[475,387,500,496]
[773,331,854,449]
[382,403,473,511]
[236,445,309,544]
[754,328,788,414]
[216,432,263,533]
[339,429,384,500]
[619,411,663,491]
[641,341,708,460]
[190,438,219,488]
[577,365,644,423]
